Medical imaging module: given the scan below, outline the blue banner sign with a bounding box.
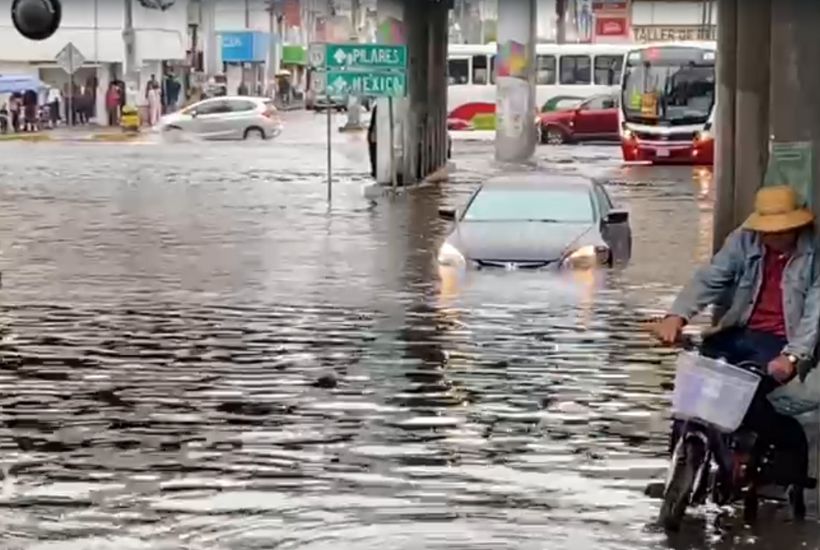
[220,31,269,63]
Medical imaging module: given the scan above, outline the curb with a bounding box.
[362,164,452,200]
[0,133,53,142]
[0,132,145,143]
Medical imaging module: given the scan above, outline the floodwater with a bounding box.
[0,111,816,549]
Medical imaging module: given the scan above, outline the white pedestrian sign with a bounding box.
[55,42,85,75]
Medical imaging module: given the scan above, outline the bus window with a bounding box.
[560,55,591,85]
[594,55,623,85]
[472,55,488,85]
[536,55,556,85]
[448,58,469,85]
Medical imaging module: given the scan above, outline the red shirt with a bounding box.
[747,247,789,337]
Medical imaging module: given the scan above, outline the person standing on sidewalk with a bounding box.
[22,88,38,132]
[106,83,121,126]
[9,93,21,132]
[367,105,378,178]
[147,82,162,126]
[46,86,61,128]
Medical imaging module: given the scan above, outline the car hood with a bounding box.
[448,221,595,262]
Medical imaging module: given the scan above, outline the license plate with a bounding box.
[656,148,670,158]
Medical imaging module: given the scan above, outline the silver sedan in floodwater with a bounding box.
[437,173,632,270]
[157,96,283,140]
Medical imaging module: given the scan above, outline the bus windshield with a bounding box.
[622,47,715,126]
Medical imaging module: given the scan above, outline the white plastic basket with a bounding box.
[671,351,761,433]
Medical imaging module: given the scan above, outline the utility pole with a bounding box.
[341,0,363,130]
[123,0,139,109]
[266,0,281,98]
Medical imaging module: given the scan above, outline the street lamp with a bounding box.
[11,0,62,40]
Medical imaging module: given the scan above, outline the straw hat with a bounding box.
[743,185,814,233]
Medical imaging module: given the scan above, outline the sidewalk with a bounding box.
[0,125,144,143]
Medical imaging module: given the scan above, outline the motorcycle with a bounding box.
[658,338,816,531]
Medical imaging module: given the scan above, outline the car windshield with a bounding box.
[463,188,594,223]
[622,47,715,126]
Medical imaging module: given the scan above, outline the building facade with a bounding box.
[0,0,191,123]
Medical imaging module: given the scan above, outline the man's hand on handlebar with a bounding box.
[768,355,797,384]
[651,315,687,345]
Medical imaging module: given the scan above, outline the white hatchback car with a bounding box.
[158,96,282,140]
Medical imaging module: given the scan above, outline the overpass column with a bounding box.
[731,0,770,225]
[375,0,406,185]
[769,0,820,219]
[712,0,737,249]
[427,0,449,175]
[495,0,537,163]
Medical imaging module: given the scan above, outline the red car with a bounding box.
[538,94,619,145]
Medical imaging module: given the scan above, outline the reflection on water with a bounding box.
[0,138,816,549]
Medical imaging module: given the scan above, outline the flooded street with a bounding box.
[0,111,816,549]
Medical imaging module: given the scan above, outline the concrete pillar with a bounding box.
[428,0,449,173]
[495,0,537,163]
[375,0,406,185]
[769,0,820,220]
[402,1,428,184]
[731,0,770,225]
[712,0,737,250]
[202,0,220,77]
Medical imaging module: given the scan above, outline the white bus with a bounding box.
[447,42,635,130]
[619,41,716,164]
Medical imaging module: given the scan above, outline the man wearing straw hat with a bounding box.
[654,185,820,487]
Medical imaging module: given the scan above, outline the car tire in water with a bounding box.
[658,439,704,531]
[543,126,565,145]
[244,127,266,140]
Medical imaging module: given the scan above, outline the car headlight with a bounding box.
[562,245,609,268]
[695,130,712,142]
[437,242,466,267]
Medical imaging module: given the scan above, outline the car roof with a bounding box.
[481,173,596,192]
[200,95,268,103]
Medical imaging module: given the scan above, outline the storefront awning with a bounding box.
[282,45,306,66]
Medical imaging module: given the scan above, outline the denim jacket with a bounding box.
[669,228,820,360]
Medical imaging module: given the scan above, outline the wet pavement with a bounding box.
[0,110,817,549]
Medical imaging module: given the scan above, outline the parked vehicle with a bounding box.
[538,93,619,144]
[436,173,631,270]
[656,342,816,531]
[447,42,631,131]
[157,96,282,140]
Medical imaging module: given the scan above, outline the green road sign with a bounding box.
[309,43,407,71]
[313,70,406,98]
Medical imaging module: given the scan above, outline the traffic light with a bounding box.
[11,0,62,41]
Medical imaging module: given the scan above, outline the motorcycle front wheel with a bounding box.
[659,438,706,531]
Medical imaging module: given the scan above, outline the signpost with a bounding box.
[309,42,408,200]
[55,42,86,127]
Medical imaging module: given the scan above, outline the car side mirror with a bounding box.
[438,207,457,221]
[190,110,198,118]
[604,210,628,224]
